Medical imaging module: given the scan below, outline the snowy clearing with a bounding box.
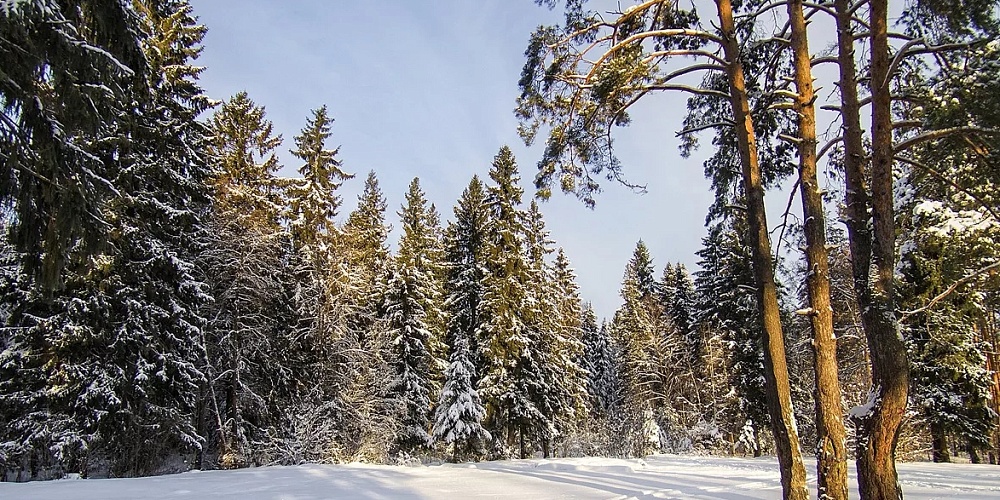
[2,455,998,499]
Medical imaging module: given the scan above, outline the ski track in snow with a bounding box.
[2,454,998,499]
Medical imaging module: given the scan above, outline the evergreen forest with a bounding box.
[2,1,1000,499]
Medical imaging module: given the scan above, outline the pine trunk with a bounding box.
[786,1,848,498]
[981,313,1000,464]
[716,1,808,498]
[848,0,910,497]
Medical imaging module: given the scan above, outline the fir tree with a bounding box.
[478,146,545,458]
[0,0,148,289]
[432,334,490,462]
[385,178,442,452]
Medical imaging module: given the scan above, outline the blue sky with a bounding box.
[190,0,718,320]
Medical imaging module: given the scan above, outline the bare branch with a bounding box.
[675,120,736,137]
[884,37,925,89]
[892,120,923,130]
[738,0,791,20]
[811,55,840,67]
[778,133,803,144]
[642,49,728,66]
[642,83,730,99]
[774,179,802,259]
[657,63,728,83]
[817,135,844,161]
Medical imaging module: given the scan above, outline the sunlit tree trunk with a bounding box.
[716,1,808,497]
[834,0,910,496]
[785,1,847,497]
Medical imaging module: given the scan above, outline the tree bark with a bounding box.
[930,422,950,462]
[834,0,911,496]
[785,1,848,498]
[716,1,808,498]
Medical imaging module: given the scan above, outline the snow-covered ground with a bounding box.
[3,454,998,499]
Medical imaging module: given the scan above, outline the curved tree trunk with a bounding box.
[785,1,848,498]
[716,1,808,498]
[834,0,910,497]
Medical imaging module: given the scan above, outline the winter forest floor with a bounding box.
[2,455,998,500]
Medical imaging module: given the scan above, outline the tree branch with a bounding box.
[894,126,1000,154]
[900,261,1000,322]
[894,155,1000,223]
[642,84,730,99]
[675,120,736,137]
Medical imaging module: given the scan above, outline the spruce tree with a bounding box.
[432,334,491,462]
[285,107,354,421]
[670,265,699,362]
[581,305,618,417]
[0,0,148,289]
[609,253,663,456]
[1,0,214,477]
[478,146,544,458]
[444,177,489,370]
[288,106,353,256]
[201,91,294,468]
[694,219,769,456]
[547,248,589,444]
[337,171,398,461]
[385,178,442,452]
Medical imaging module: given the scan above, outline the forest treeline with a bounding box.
[2,1,1000,499]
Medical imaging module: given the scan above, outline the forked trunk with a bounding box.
[785,1,848,498]
[834,0,910,497]
[715,1,808,498]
